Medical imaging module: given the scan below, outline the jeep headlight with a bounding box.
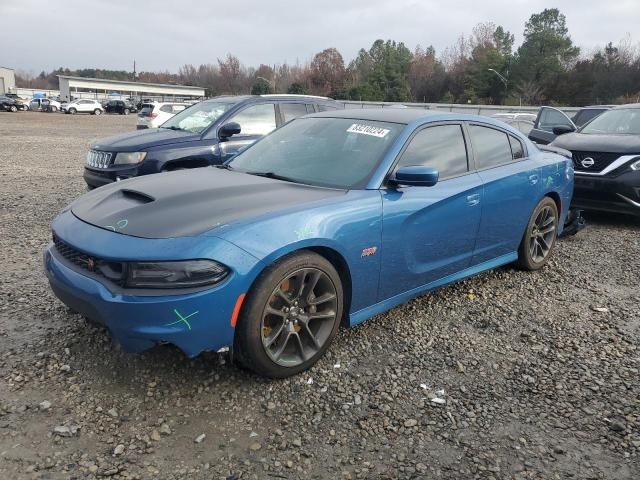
[114,152,147,165]
[126,260,229,288]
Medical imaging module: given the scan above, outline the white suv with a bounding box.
[62,99,104,115]
[137,102,188,129]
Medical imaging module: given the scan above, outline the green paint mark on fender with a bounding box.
[164,309,199,331]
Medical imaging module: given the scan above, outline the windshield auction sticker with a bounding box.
[347,123,390,138]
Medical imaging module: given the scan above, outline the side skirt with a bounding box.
[348,252,518,327]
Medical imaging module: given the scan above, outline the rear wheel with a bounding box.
[235,251,343,378]
[516,197,558,270]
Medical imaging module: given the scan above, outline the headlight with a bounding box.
[114,152,147,165]
[126,260,229,288]
[631,157,640,171]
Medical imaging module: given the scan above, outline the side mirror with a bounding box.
[219,122,241,141]
[391,165,439,187]
[552,125,575,136]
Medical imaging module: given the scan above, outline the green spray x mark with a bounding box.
[165,309,199,331]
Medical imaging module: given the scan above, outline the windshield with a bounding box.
[160,101,236,133]
[229,117,403,189]
[581,108,640,135]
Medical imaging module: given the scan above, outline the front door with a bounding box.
[379,123,483,300]
[529,106,576,145]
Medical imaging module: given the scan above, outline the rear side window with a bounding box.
[280,103,308,122]
[172,105,186,113]
[508,135,525,160]
[229,103,277,136]
[469,125,513,169]
[398,124,468,179]
[160,105,173,113]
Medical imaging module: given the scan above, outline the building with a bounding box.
[58,75,204,103]
[0,67,16,95]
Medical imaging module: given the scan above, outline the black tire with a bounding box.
[123,108,130,115]
[69,108,77,115]
[9,105,17,112]
[516,197,559,271]
[235,251,343,378]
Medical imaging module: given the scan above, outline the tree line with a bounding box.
[16,8,640,107]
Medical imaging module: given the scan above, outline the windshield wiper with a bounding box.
[161,125,184,131]
[216,164,234,170]
[246,171,298,183]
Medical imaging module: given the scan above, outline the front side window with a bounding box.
[228,103,277,136]
[229,117,403,189]
[538,108,573,132]
[469,125,513,169]
[398,125,468,179]
[280,103,308,123]
[160,101,237,133]
[580,108,640,135]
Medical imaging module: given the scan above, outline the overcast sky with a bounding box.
[2,0,639,74]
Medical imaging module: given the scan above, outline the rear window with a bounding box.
[140,104,155,114]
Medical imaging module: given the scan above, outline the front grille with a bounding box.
[86,150,113,169]
[53,233,126,285]
[572,151,620,173]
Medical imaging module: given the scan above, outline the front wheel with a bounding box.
[516,197,559,270]
[93,109,102,115]
[69,108,77,115]
[51,106,58,112]
[235,251,343,378]
[123,108,130,115]
[10,105,17,112]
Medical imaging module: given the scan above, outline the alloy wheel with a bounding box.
[261,267,338,367]
[529,206,556,263]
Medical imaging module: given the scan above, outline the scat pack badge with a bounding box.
[361,246,378,257]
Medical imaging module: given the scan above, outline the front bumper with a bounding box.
[44,211,262,357]
[573,170,640,217]
[84,164,141,188]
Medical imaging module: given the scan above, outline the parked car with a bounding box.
[62,99,104,115]
[104,100,138,115]
[136,102,188,129]
[29,98,61,112]
[547,104,640,217]
[491,112,537,122]
[529,105,611,145]
[5,93,29,111]
[46,108,573,377]
[0,95,19,112]
[83,94,343,189]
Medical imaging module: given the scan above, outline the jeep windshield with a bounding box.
[160,101,237,134]
[229,117,403,189]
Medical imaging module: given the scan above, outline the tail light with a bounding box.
[148,112,158,119]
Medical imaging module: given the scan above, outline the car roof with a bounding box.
[309,107,440,124]
[612,103,640,110]
[203,94,336,104]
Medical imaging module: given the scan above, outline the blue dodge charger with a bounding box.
[45,109,574,377]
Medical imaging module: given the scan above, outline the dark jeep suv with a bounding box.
[104,100,138,115]
[83,94,343,189]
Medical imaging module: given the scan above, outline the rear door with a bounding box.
[468,123,541,265]
[217,102,277,163]
[529,106,576,145]
[379,123,483,299]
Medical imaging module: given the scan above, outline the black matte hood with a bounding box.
[91,128,200,152]
[71,168,346,239]
[551,132,640,154]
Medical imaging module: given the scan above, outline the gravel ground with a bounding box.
[0,111,638,480]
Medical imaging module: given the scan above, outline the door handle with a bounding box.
[466,194,480,206]
[529,174,539,185]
